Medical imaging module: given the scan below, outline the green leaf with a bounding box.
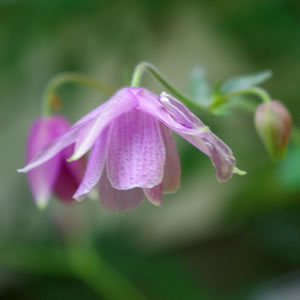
[188,66,212,106]
[220,70,272,94]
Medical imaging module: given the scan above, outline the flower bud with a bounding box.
[25,115,85,208]
[255,101,292,160]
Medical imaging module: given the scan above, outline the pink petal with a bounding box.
[73,126,111,201]
[106,108,166,190]
[160,124,181,193]
[25,118,63,207]
[143,183,163,206]
[134,88,207,134]
[180,132,235,182]
[134,88,235,182]
[99,170,144,211]
[18,124,80,173]
[69,88,138,161]
[27,161,60,208]
[52,116,86,189]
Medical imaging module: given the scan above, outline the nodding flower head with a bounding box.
[19,87,237,211]
[25,116,85,209]
[255,100,292,160]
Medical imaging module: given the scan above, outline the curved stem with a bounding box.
[131,62,208,112]
[42,73,116,116]
[223,87,272,104]
[58,206,147,300]
[0,241,146,300]
[68,244,147,300]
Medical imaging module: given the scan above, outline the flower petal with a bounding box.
[134,88,208,135]
[52,143,86,202]
[61,145,86,185]
[25,118,62,208]
[134,88,235,182]
[99,170,144,211]
[158,92,203,129]
[69,88,138,161]
[18,125,80,173]
[73,126,111,201]
[107,108,166,189]
[27,161,60,208]
[144,183,163,206]
[53,163,78,203]
[160,124,181,193]
[180,132,235,182]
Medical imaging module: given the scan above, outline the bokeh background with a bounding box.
[1,0,300,299]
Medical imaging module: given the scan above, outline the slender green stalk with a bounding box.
[223,87,272,104]
[0,241,147,300]
[59,206,147,300]
[42,72,116,116]
[68,245,147,300]
[131,61,208,112]
[210,86,272,112]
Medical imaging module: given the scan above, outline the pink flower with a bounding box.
[19,88,236,211]
[25,116,85,208]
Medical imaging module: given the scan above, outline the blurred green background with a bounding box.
[1,0,300,299]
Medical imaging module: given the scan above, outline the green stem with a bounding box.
[0,241,147,300]
[68,245,147,300]
[210,86,272,112]
[60,206,147,300]
[131,61,208,112]
[42,72,116,116]
[223,87,272,104]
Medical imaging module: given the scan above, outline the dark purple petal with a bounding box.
[106,108,165,190]
[53,162,80,203]
[52,117,86,192]
[52,143,86,202]
[98,170,144,211]
[61,145,86,186]
[73,126,111,201]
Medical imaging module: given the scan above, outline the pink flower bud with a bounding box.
[25,116,85,208]
[255,101,292,160]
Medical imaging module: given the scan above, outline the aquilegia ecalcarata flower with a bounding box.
[19,87,236,211]
[26,116,85,208]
